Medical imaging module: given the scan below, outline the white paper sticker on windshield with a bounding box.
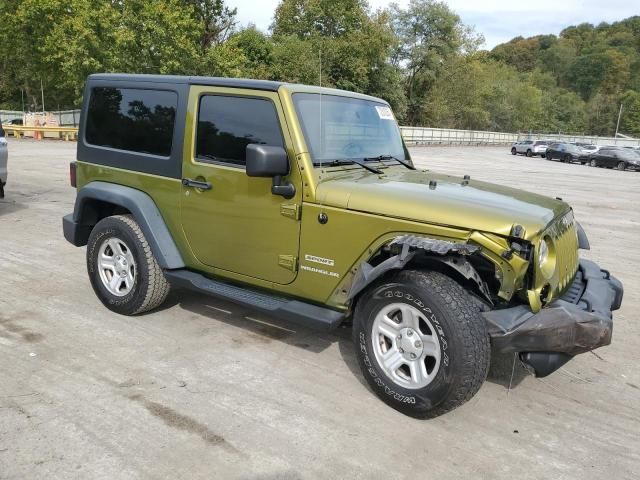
[375,106,394,120]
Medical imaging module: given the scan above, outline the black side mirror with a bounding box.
[246,144,295,199]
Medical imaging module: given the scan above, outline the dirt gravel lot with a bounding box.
[1,140,638,479]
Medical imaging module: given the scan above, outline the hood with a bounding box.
[315,168,569,239]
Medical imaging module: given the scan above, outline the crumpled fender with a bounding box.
[346,235,490,303]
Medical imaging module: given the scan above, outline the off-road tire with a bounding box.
[352,269,490,418]
[87,215,170,315]
[511,147,517,155]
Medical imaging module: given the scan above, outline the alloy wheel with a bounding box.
[371,303,441,389]
[97,237,137,296]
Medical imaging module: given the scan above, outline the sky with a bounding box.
[228,0,639,49]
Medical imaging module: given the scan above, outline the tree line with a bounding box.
[1,0,638,136]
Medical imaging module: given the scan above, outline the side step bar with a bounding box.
[165,270,345,332]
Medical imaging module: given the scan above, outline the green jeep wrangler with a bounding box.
[63,74,623,418]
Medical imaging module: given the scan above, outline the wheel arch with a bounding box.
[345,235,498,310]
[68,181,185,269]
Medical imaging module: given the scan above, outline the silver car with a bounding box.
[511,139,548,157]
[0,126,7,198]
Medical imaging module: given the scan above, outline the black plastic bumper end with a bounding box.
[63,214,91,246]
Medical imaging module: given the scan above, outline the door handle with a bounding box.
[182,178,212,190]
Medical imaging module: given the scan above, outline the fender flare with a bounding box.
[346,235,492,304]
[69,181,185,269]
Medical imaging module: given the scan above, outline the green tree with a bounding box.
[390,0,482,125]
[619,90,640,137]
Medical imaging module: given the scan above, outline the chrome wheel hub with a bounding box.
[372,303,441,390]
[97,238,136,297]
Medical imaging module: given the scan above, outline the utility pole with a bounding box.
[40,79,45,113]
[615,103,623,137]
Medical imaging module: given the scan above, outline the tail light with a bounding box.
[69,162,77,188]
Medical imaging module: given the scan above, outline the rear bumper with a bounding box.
[483,259,623,373]
[63,214,91,246]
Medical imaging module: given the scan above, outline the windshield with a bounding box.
[292,93,407,165]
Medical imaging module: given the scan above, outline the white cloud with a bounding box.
[228,0,638,49]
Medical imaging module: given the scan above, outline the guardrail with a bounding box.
[400,127,518,146]
[2,122,637,148]
[3,125,78,141]
[517,132,640,148]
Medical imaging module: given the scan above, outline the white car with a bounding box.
[511,140,548,157]
[0,126,7,198]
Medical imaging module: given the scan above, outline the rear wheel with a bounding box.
[87,215,170,315]
[563,154,571,163]
[352,269,490,418]
[590,158,597,167]
[511,147,517,155]
[617,161,627,171]
[526,149,532,157]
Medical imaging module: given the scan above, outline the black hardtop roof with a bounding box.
[88,73,284,92]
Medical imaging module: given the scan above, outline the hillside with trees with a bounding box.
[0,0,638,136]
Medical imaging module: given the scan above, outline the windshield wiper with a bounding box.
[321,158,383,174]
[364,155,416,170]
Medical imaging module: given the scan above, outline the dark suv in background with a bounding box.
[545,143,589,164]
[589,148,640,171]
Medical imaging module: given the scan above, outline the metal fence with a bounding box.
[2,111,638,147]
[516,132,640,148]
[1,109,81,127]
[401,127,518,146]
[400,126,640,147]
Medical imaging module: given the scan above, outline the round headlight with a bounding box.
[538,236,556,279]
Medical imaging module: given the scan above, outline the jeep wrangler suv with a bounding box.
[63,74,623,418]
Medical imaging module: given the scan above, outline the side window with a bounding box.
[196,95,283,166]
[85,87,177,157]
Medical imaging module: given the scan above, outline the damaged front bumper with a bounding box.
[483,259,623,376]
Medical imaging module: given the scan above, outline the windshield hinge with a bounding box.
[278,254,298,272]
[280,203,301,220]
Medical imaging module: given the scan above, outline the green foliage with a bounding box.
[0,0,638,137]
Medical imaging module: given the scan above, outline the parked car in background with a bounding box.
[588,147,640,170]
[0,126,7,198]
[575,143,600,154]
[2,118,23,126]
[545,143,590,164]
[511,140,548,157]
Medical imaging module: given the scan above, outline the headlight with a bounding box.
[538,236,556,279]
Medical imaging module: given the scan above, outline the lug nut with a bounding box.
[415,341,422,348]
[410,353,416,359]
[398,348,404,353]
[397,335,402,340]
[407,330,413,337]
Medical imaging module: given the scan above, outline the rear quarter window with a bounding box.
[85,87,177,157]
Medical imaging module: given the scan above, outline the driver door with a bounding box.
[180,87,302,285]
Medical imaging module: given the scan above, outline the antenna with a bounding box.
[318,45,327,216]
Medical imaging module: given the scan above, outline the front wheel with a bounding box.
[617,161,627,171]
[511,147,517,155]
[87,215,170,315]
[352,270,490,418]
[590,159,597,167]
[526,149,532,157]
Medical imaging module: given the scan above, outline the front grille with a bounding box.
[546,211,580,293]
